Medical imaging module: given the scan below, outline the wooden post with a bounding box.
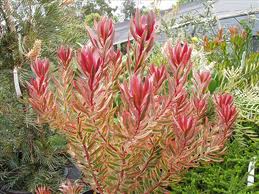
[13,67,22,97]
[247,157,256,186]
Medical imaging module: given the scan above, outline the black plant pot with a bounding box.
[83,190,95,194]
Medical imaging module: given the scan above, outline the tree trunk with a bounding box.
[2,0,16,33]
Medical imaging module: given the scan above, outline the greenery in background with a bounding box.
[160,0,217,43]
[203,21,259,145]
[0,0,86,70]
[85,13,101,27]
[81,0,116,18]
[170,140,259,193]
[0,0,90,192]
[0,70,68,192]
[122,0,136,20]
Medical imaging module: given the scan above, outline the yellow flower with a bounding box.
[26,39,42,61]
[191,36,199,43]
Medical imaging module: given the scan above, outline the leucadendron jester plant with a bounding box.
[28,10,237,193]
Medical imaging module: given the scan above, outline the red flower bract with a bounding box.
[57,46,73,68]
[193,71,211,94]
[96,17,114,46]
[28,77,48,98]
[193,97,207,116]
[167,42,192,69]
[130,9,156,42]
[197,71,211,84]
[219,105,237,126]
[175,115,196,134]
[150,64,166,83]
[215,93,234,107]
[149,64,166,90]
[77,47,103,78]
[31,58,49,79]
[129,74,151,112]
[215,94,237,127]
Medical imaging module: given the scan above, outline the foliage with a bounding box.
[85,13,101,27]
[0,0,83,192]
[81,0,116,18]
[27,10,237,193]
[0,70,68,192]
[0,0,85,70]
[170,140,259,193]
[202,25,259,144]
[122,0,136,20]
[160,0,217,42]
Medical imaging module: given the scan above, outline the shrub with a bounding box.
[28,10,237,193]
[202,26,259,144]
[170,140,259,193]
[0,70,68,192]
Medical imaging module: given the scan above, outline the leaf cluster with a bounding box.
[0,71,68,192]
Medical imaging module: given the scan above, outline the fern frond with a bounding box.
[233,88,259,144]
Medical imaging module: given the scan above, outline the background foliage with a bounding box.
[170,140,259,193]
[0,0,94,192]
[202,22,259,145]
[0,70,68,191]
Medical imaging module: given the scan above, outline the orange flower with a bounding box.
[203,36,210,51]
[229,26,239,38]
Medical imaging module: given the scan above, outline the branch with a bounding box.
[77,116,104,194]
[2,0,16,33]
[114,147,126,193]
[0,6,9,31]
[134,138,160,180]
[81,141,104,194]
[143,172,171,194]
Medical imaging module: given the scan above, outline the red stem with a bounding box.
[77,115,104,194]
[135,142,156,179]
[114,147,126,193]
[133,109,141,136]
[81,142,104,194]
[144,172,171,194]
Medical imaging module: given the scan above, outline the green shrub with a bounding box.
[0,70,68,192]
[170,140,259,193]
